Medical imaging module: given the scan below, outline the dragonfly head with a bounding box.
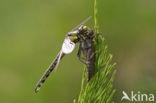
[78,25,88,34]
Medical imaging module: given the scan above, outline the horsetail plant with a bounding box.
[73,0,116,103]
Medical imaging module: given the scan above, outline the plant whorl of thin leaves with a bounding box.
[73,0,116,103]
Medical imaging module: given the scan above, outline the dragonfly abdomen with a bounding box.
[35,53,65,93]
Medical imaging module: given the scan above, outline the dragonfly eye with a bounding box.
[79,25,87,32]
[83,26,87,31]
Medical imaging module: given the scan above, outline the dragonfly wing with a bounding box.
[35,52,65,93]
[54,51,63,72]
[70,16,92,32]
[62,37,75,54]
[55,36,76,71]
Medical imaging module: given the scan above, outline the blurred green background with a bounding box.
[0,0,156,103]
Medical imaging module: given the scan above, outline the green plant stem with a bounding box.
[94,0,98,34]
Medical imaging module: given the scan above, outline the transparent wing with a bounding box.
[62,37,75,54]
[54,50,63,72]
[54,36,76,71]
[70,16,92,32]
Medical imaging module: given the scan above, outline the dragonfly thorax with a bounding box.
[68,25,88,43]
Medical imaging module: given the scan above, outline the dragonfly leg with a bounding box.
[77,40,86,64]
[88,49,101,60]
[89,52,95,60]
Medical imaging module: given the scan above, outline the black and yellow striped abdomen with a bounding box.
[35,53,65,93]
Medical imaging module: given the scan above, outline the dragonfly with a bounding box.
[34,17,92,93]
